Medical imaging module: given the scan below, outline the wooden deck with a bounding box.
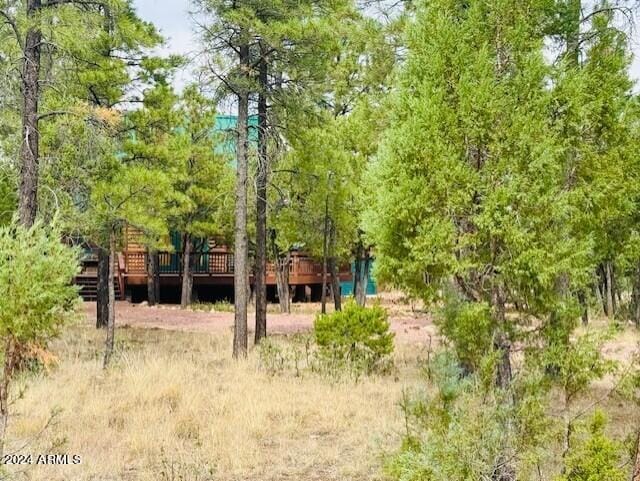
[122,250,351,286]
[75,228,352,301]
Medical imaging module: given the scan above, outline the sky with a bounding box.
[133,0,640,88]
[133,0,197,89]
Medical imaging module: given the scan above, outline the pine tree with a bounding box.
[90,164,174,367]
[195,0,253,357]
[194,0,360,351]
[122,82,182,306]
[368,0,590,394]
[268,8,393,313]
[551,1,638,322]
[172,85,234,308]
[0,0,169,328]
[0,0,163,227]
[246,0,363,336]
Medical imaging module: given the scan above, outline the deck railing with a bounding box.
[124,251,236,275]
[124,251,146,274]
[123,251,337,280]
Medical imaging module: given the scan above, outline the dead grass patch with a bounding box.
[8,322,416,481]
[7,306,640,481]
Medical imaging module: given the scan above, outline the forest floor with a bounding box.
[6,296,640,481]
[80,295,438,345]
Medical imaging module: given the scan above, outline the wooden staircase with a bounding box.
[76,275,122,302]
[76,275,97,301]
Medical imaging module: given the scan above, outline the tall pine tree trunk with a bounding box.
[329,257,341,312]
[147,250,160,305]
[605,261,614,319]
[577,289,588,326]
[103,229,117,368]
[181,233,193,308]
[362,255,371,307]
[353,255,361,304]
[275,252,291,314]
[594,275,604,314]
[94,7,115,327]
[354,247,370,308]
[255,50,268,344]
[96,247,110,328]
[270,230,290,314]
[233,42,250,359]
[18,0,42,227]
[321,193,330,314]
[329,221,341,312]
[597,264,608,314]
[612,263,619,313]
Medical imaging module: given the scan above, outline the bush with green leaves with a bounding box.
[313,301,394,376]
[0,219,79,451]
[437,290,495,375]
[536,328,618,403]
[0,220,80,348]
[387,351,553,481]
[557,411,626,481]
[257,335,314,378]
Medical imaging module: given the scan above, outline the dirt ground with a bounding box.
[83,299,439,345]
[82,297,640,365]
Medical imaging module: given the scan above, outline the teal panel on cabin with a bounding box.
[214,114,259,136]
[119,115,257,163]
[193,239,210,273]
[159,231,182,273]
[159,232,211,273]
[340,260,377,297]
[214,115,259,164]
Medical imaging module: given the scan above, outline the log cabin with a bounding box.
[74,115,354,303]
[75,226,353,303]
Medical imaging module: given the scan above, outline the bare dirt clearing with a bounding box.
[83,300,438,345]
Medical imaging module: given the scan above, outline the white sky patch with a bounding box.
[133,0,196,91]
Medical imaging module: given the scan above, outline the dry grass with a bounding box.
[8,321,419,481]
[7,303,640,481]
